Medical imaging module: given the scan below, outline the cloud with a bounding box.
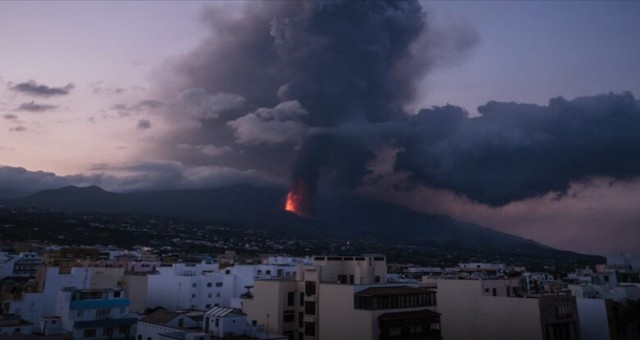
[145,0,477,190]
[197,144,233,157]
[227,100,308,144]
[17,101,57,112]
[137,119,151,130]
[2,114,18,120]
[0,163,282,195]
[9,126,27,132]
[394,92,640,206]
[10,80,74,97]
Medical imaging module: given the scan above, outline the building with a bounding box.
[0,314,31,336]
[242,255,441,340]
[437,278,580,340]
[55,288,137,339]
[136,309,203,340]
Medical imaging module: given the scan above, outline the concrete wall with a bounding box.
[438,279,543,340]
[576,298,610,340]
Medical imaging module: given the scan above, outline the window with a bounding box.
[304,322,316,336]
[83,329,96,337]
[283,310,295,322]
[298,312,304,328]
[215,282,223,287]
[178,318,184,327]
[208,293,212,298]
[191,293,196,298]
[113,291,121,298]
[77,309,84,317]
[305,281,316,296]
[287,292,295,306]
[305,301,316,315]
[96,307,110,320]
[216,292,221,298]
[192,283,197,288]
[103,327,113,336]
[283,330,294,340]
[299,292,304,306]
[207,282,213,288]
[119,326,131,335]
[266,270,271,275]
[119,306,126,314]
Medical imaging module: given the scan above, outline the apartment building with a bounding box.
[242,255,441,340]
[437,278,580,340]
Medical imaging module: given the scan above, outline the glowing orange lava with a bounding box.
[284,178,310,216]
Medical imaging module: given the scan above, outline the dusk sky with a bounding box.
[1,1,639,255]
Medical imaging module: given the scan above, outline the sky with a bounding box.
[1,1,639,255]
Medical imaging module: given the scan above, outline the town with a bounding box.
[0,211,638,339]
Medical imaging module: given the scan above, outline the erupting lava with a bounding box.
[284,178,311,216]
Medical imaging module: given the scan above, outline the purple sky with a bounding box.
[1,1,639,255]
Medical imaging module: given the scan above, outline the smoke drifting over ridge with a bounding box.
[146,0,640,208]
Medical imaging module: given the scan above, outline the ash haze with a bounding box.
[1,1,639,255]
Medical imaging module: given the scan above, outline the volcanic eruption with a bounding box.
[284,177,312,216]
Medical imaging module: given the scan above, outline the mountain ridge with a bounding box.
[2,185,588,258]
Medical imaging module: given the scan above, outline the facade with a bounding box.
[437,278,580,340]
[242,255,441,340]
[0,313,31,336]
[55,288,137,339]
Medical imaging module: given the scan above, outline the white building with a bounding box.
[55,288,137,339]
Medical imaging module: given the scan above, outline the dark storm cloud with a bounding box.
[395,92,640,206]
[10,80,74,97]
[17,101,57,112]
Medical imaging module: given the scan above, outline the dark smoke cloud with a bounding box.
[395,92,640,206]
[149,0,640,209]
[17,101,57,112]
[10,80,74,97]
[153,0,468,190]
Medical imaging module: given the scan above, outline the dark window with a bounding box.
[283,310,295,322]
[299,292,304,306]
[178,318,184,327]
[103,327,113,336]
[283,330,294,340]
[337,275,347,284]
[287,292,295,306]
[119,326,131,335]
[492,288,497,296]
[305,281,316,296]
[113,291,121,298]
[304,322,316,336]
[298,312,304,328]
[215,282,223,287]
[305,301,316,315]
[83,329,96,337]
[207,282,212,287]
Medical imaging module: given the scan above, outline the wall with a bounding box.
[576,298,610,340]
[437,279,543,340]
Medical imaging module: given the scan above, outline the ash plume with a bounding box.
[147,0,640,209]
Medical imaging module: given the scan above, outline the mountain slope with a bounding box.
[3,185,576,257]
